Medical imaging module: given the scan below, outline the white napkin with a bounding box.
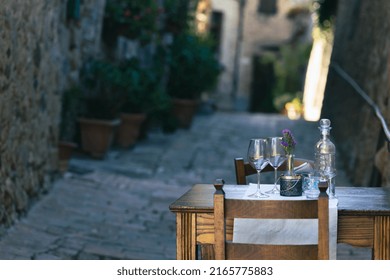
[233,219,318,245]
[233,184,338,259]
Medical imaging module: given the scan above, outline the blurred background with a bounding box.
[0,0,389,248]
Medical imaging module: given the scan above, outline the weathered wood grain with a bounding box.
[170,184,390,259]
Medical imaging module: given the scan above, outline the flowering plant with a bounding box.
[104,0,161,40]
[281,129,296,155]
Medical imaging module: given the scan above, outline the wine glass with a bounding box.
[266,137,286,194]
[247,138,269,198]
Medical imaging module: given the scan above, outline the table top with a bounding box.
[169,184,390,216]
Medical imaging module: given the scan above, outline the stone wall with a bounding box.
[322,0,390,187]
[0,0,106,232]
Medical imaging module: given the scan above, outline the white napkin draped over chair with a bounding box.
[230,184,338,259]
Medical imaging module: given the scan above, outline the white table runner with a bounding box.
[231,184,338,259]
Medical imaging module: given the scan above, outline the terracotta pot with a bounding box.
[116,113,147,148]
[58,141,77,172]
[58,141,77,160]
[78,118,120,159]
[172,98,199,128]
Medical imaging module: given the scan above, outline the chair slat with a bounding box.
[226,243,318,260]
[225,199,318,219]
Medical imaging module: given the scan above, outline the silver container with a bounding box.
[280,175,302,196]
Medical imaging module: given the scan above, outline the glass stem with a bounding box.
[257,170,261,193]
[274,167,277,188]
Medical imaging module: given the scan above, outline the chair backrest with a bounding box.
[234,157,314,185]
[213,181,329,260]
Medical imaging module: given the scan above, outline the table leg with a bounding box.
[176,212,196,260]
[373,216,390,260]
[200,245,215,260]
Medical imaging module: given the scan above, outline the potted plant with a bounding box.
[78,60,123,158]
[115,58,166,148]
[279,129,302,196]
[166,31,221,128]
[162,0,191,34]
[103,0,161,44]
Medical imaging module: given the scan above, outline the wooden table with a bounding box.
[169,184,390,260]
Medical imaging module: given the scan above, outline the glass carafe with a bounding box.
[314,119,336,198]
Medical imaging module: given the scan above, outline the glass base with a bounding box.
[266,185,280,194]
[305,189,320,199]
[328,193,337,199]
[248,191,269,198]
[328,182,336,199]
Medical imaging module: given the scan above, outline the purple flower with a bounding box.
[281,129,296,154]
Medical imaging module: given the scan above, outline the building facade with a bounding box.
[211,0,312,111]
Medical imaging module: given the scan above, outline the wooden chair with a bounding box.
[234,157,314,185]
[213,180,329,260]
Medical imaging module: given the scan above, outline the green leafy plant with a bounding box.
[166,31,222,99]
[163,0,192,34]
[119,58,169,114]
[80,60,123,120]
[271,43,311,112]
[104,0,161,42]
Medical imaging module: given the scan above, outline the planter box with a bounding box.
[78,118,120,159]
[172,98,199,129]
[116,113,147,148]
[58,141,77,173]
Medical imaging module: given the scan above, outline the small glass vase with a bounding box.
[286,154,295,176]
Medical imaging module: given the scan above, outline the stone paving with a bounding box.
[0,112,371,259]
